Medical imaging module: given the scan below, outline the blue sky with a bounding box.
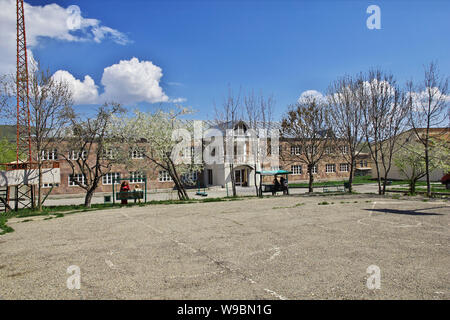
[3,0,450,120]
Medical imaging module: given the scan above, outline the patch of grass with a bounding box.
[272,202,305,209]
[21,219,33,223]
[318,201,330,205]
[0,217,14,235]
[391,195,401,199]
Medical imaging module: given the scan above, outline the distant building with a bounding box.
[371,127,449,181]
[35,120,373,195]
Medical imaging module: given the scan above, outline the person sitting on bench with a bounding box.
[273,177,280,195]
[280,176,288,195]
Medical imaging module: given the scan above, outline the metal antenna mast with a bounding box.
[16,0,32,164]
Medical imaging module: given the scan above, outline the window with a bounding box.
[158,170,173,182]
[102,148,114,160]
[69,150,86,160]
[307,164,318,174]
[131,148,144,159]
[290,145,301,155]
[130,171,145,183]
[42,183,59,188]
[183,146,195,159]
[69,174,85,187]
[340,145,348,154]
[326,164,336,173]
[291,165,302,175]
[325,147,334,154]
[340,163,349,172]
[181,171,198,183]
[102,172,120,185]
[41,149,58,160]
[306,146,316,154]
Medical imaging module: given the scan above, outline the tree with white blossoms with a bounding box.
[112,107,202,200]
[394,137,449,194]
[406,62,449,197]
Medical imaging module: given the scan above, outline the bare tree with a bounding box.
[0,65,74,211]
[406,62,449,196]
[359,70,409,194]
[61,103,125,208]
[281,94,333,193]
[243,90,274,196]
[328,75,364,193]
[214,86,242,197]
[29,68,74,210]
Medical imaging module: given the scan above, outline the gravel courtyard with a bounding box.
[0,194,449,300]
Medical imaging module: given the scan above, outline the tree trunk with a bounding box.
[166,159,189,201]
[409,179,416,195]
[348,160,354,193]
[424,145,431,197]
[37,164,43,211]
[229,163,237,197]
[382,178,387,195]
[308,164,314,193]
[84,189,94,208]
[253,162,259,197]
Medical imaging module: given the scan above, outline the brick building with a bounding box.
[38,121,372,195]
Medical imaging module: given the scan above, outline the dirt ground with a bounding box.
[0,194,449,300]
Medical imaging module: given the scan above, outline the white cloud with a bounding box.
[52,70,99,104]
[100,57,169,104]
[171,97,187,103]
[407,87,450,112]
[0,0,130,74]
[298,90,326,104]
[51,57,184,106]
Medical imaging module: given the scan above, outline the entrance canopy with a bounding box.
[256,170,292,176]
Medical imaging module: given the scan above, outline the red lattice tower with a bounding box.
[16,0,32,164]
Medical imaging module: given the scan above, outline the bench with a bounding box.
[322,185,346,193]
[116,191,144,201]
[259,184,288,196]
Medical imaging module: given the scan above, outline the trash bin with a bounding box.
[344,182,350,190]
[104,195,112,203]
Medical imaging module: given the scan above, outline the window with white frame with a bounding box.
[69,150,86,160]
[41,149,58,160]
[102,172,120,185]
[306,146,316,154]
[102,148,114,159]
[340,145,348,154]
[360,160,368,167]
[325,147,334,154]
[68,174,86,187]
[291,165,302,175]
[290,145,301,155]
[340,163,349,172]
[326,164,336,173]
[42,183,59,188]
[158,170,173,182]
[129,171,145,183]
[307,164,318,174]
[183,146,195,159]
[131,148,144,159]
